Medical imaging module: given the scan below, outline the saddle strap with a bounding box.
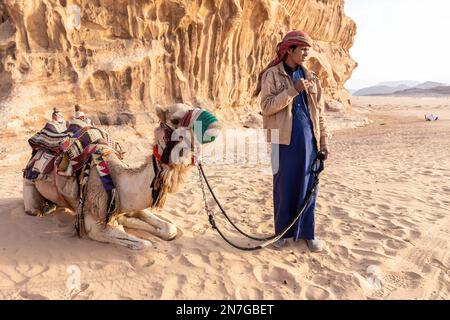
[52,158,73,210]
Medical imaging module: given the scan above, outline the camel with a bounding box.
[23,103,218,250]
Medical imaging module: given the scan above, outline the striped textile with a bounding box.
[92,150,118,224]
[184,108,220,144]
[28,128,71,153]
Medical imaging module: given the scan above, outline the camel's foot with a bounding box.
[122,238,152,251]
[40,203,57,216]
[25,203,57,217]
[85,216,153,251]
[25,209,40,217]
[120,209,178,241]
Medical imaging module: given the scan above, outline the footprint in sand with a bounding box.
[128,255,155,269]
[407,229,421,239]
[159,274,187,299]
[429,258,449,274]
[304,285,331,300]
[235,286,264,300]
[333,245,350,259]
[88,261,106,270]
[385,239,408,250]
[397,218,417,228]
[19,291,49,300]
[23,265,50,278]
[362,211,379,220]
[207,252,225,271]
[376,203,391,211]
[252,265,268,284]
[351,248,388,261]
[178,253,208,269]
[390,228,407,238]
[263,266,297,288]
[363,231,384,240]
[382,271,423,290]
[329,206,348,219]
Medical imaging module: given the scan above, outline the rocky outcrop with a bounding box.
[0,0,356,130]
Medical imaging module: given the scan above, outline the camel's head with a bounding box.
[154,103,220,167]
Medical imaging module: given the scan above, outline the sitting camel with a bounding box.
[23,103,220,250]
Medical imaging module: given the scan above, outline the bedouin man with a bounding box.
[255,30,330,252]
[74,104,93,125]
[67,104,94,131]
[23,108,68,216]
[46,107,68,133]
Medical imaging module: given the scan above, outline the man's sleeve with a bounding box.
[260,70,298,117]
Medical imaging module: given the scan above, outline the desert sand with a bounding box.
[0,96,449,300]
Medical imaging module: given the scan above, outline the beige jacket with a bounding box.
[260,63,329,150]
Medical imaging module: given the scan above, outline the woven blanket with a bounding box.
[58,127,117,174]
[60,127,113,156]
[75,148,119,236]
[23,149,56,180]
[28,128,71,153]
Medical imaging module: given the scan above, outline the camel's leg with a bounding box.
[23,179,45,216]
[120,209,178,241]
[84,215,152,250]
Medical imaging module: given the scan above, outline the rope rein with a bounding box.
[197,152,325,251]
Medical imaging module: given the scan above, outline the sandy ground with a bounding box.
[0,96,449,300]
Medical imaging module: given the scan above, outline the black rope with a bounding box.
[199,152,325,251]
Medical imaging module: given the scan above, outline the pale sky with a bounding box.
[344,0,450,90]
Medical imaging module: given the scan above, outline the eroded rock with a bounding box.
[0,0,357,132]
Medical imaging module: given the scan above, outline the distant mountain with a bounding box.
[380,86,450,97]
[353,81,449,96]
[353,84,410,96]
[413,81,447,89]
[378,80,420,87]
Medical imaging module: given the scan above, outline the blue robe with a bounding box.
[272,63,318,241]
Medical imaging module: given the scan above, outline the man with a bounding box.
[46,108,68,133]
[255,30,330,252]
[69,104,94,127]
[23,108,69,216]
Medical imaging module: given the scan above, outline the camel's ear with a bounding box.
[155,105,167,123]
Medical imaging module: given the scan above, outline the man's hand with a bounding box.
[294,78,313,93]
[320,145,330,160]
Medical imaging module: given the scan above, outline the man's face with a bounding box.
[288,44,310,65]
[53,113,64,123]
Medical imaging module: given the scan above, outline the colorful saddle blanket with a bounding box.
[23,149,56,180]
[58,126,118,175]
[28,123,71,153]
[25,123,120,180]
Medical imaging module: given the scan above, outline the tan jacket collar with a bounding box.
[275,62,312,79]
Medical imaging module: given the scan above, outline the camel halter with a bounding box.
[153,111,198,167]
[150,110,199,207]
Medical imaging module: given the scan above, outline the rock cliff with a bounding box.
[0,0,356,130]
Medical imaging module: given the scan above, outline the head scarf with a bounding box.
[52,108,64,123]
[74,104,86,120]
[254,30,312,96]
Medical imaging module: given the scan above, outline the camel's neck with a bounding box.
[113,155,156,211]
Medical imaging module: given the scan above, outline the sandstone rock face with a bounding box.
[0,0,356,130]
